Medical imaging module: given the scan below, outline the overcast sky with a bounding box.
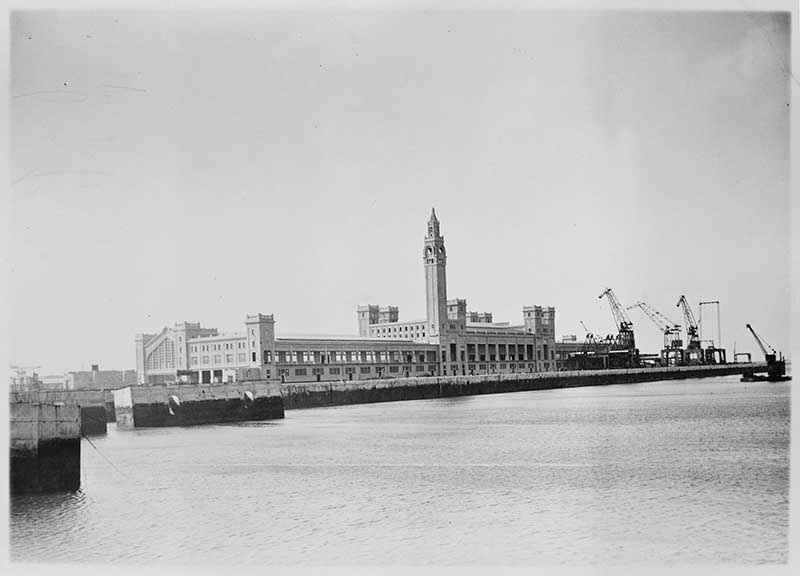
[9,9,790,373]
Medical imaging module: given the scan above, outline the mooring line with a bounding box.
[82,433,128,479]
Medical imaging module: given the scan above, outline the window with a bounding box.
[360,367,371,374]
[329,367,341,375]
[252,352,256,362]
[214,355,221,364]
[190,356,198,366]
[415,365,425,372]
[389,366,399,373]
[295,368,307,376]
[225,354,233,363]
[313,368,323,375]
[202,355,210,365]
[238,353,246,363]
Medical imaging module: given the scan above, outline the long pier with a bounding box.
[281,363,772,410]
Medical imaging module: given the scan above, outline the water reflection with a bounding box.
[9,376,790,564]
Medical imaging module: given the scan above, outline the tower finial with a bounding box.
[429,207,438,223]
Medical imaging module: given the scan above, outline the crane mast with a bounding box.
[745,324,773,357]
[676,295,701,349]
[598,288,636,352]
[745,324,785,379]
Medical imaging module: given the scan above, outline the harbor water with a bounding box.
[10,375,790,564]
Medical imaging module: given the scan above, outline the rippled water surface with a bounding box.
[10,376,790,564]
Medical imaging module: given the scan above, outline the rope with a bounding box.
[82,434,127,478]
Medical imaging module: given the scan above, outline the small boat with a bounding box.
[740,372,791,383]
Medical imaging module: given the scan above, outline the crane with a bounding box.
[599,288,635,350]
[745,324,787,380]
[9,364,42,393]
[10,364,41,378]
[626,302,683,350]
[676,295,700,349]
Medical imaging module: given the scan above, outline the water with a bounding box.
[10,376,790,564]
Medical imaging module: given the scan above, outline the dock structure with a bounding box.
[10,393,81,494]
[280,363,772,410]
[113,368,284,428]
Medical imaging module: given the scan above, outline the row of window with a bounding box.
[187,349,554,369]
[286,365,438,377]
[370,324,426,338]
[276,350,434,364]
[190,341,246,353]
[190,353,248,367]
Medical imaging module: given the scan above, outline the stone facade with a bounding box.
[135,210,558,384]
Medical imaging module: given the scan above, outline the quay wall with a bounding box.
[10,400,81,494]
[104,390,116,422]
[9,389,108,435]
[114,381,284,428]
[281,363,769,410]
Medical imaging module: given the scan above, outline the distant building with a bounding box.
[66,365,137,390]
[9,372,67,392]
[361,209,558,376]
[135,210,558,384]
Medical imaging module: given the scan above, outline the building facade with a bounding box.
[360,209,558,376]
[135,210,557,384]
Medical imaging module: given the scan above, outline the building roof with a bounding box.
[276,335,433,345]
[190,332,244,341]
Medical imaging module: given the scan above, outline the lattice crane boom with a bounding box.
[627,302,680,334]
[676,295,699,338]
[746,324,774,356]
[599,288,633,331]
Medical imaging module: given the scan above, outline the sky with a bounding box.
[8,9,791,373]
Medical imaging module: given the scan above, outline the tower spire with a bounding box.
[427,208,441,239]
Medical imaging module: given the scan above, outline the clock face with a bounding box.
[427,246,433,256]
[438,246,445,255]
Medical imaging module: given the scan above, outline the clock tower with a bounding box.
[424,208,448,342]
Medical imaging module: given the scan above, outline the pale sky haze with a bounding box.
[9,9,791,373]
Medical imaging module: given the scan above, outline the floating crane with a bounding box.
[744,324,788,381]
[598,288,638,368]
[626,301,683,366]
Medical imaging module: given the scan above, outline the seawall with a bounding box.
[10,398,81,494]
[281,363,771,410]
[113,381,284,428]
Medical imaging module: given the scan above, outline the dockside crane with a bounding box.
[676,295,704,364]
[745,324,786,380]
[598,288,638,368]
[626,301,683,366]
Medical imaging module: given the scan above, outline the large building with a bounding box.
[135,211,557,384]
